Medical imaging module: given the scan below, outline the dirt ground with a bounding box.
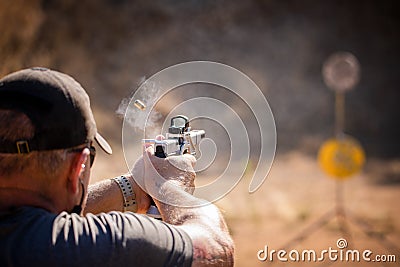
[91,146,400,267]
[220,152,400,267]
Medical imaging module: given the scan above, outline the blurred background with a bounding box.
[1,0,399,266]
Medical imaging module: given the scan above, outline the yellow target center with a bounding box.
[318,136,365,180]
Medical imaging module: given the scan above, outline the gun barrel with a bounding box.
[188,130,205,144]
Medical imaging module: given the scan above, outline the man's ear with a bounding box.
[68,148,89,194]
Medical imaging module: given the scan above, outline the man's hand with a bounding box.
[130,135,196,199]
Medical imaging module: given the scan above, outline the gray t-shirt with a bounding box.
[0,206,193,267]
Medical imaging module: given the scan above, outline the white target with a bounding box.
[322,52,361,92]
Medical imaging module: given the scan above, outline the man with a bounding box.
[0,67,234,266]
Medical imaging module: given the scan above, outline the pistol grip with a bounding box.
[155,146,167,158]
[148,146,164,219]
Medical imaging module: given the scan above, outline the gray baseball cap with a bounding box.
[0,67,112,154]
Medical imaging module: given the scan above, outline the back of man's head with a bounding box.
[0,108,69,180]
[0,67,111,178]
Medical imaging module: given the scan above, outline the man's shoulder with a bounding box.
[0,206,162,230]
[0,207,193,266]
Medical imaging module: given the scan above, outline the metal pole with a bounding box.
[335,91,345,137]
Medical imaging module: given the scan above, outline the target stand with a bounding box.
[270,52,398,266]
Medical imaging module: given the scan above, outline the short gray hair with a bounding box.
[0,109,70,178]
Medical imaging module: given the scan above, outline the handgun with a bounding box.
[143,115,205,218]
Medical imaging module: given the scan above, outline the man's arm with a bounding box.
[84,174,150,214]
[85,146,234,266]
[156,182,234,267]
[139,149,234,267]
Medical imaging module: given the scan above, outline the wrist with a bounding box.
[112,175,138,212]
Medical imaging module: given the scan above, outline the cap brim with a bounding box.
[95,133,113,154]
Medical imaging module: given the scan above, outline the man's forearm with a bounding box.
[153,181,234,266]
[84,178,124,214]
[84,174,150,214]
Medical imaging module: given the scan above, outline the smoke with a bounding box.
[116,77,162,135]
